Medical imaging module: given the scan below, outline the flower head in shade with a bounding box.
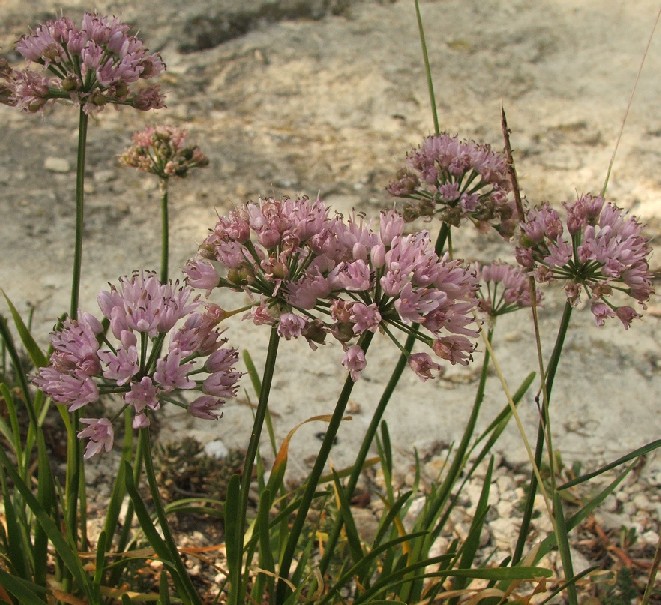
[9,12,165,114]
[475,261,541,318]
[119,126,208,179]
[187,198,479,381]
[387,133,516,237]
[33,271,241,456]
[515,194,654,328]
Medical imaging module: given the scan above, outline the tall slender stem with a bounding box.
[159,180,169,284]
[415,0,440,135]
[66,106,89,554]
[319,224,449,577]
[70,106,88,320]
[512,301,572,564]
[141,429,202,605]
[229,327,280,605]
[318,328,417,576]
[276,331,374,604]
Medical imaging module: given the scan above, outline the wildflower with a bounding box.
[387,133,516,237]
[188,198,480,380]
[408,352,443,381]
[475,261,541,317]
[515,194,654,328]
[342,345,367,381]
[33,271,241,456]
[10,12,165,114]
[120,126,209,179]
[78,418,114,458]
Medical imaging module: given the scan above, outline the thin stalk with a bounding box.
[512,301,572,564]
[275,331,374,605]
[70,106,88,319]
[65,106,89,557]
[229,327,280,605]
[318,328,418,577]
[414,0,440,135]
[317,224,450,578]
[399,327,494,603]
[141,429,202,605]
[159,180,170,284]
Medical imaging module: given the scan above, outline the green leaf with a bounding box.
[321,532,434,605]
[159,568,171,605]
[124,461,194,605]
[451,457,494,600]
[372,490,412,550]
[533,463,633,563]
[0,569,47,604]
[553,491,578,605]
[558,439,661,490]
[332,470,364,566]
[93,530,108,598]
[0,447,91,599]
[253,488,274,603]
[1,293,47,368]
[0,468,30,581]
[33,438,55,587]
[224,474,242,603]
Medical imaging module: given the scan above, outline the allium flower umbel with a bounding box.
[7,13,165,113]
[387,133,516,237]
[476,261,541,318]
[33,271,241,457]
[120,126,209,179]
[515,194,654,328]
[186,197,480,381]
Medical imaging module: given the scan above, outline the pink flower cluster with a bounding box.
[4,13,164,114]
[120,126,209,179]
[515,194,654,328]
[33,271,241,457]
[387,133,516,237]
[475,261,541,317]
[186,197,479,381]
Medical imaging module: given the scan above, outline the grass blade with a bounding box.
[558,439,661,490]
[0,569,47,605]
[0,293,47,368]
[553,491,578,605]
[0,447,91,599]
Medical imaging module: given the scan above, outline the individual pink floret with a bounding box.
[77,418,114,458]
[342,345,367,381]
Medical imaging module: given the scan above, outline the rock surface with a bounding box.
[0,0,659,484]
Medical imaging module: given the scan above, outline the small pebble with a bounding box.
[44,157,70,173]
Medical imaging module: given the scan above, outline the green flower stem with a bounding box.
[512,300,573,564]
[317,328,418,577]
[317,224,450,579]
[398,327,495,603]
[415,0,440,135]
[140,429,202,605]
[435,222,451,257]
[65,106,89,554]
[107,426,145,590]
[159,180,169,284]
[275,331,374,605]
[229,327,281,605]
[70,106,88,320]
